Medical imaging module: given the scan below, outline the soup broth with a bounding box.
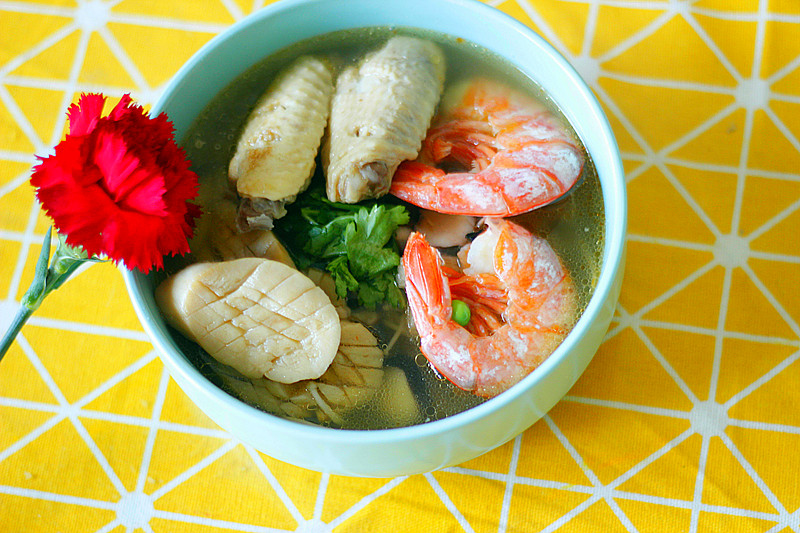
[168,26,605,429]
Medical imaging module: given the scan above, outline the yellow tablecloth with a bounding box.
[2,0,799,531]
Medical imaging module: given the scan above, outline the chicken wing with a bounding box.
[229,55,334,230]
[323,36,445,203]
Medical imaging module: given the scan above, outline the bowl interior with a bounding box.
[124,0,626,467]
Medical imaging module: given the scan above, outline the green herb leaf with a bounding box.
[327,255,359,298]
[274,183,409,309]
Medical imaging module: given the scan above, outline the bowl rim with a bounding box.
[124,0,627,445]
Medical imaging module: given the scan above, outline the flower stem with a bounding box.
[0,304,35,363]
[0,227,92,362]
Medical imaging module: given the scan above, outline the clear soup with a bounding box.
[164,26,605,429]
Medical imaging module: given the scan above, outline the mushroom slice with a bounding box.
[377,367,421,428]
[229,55,334,230]
[155,258,340,383]
[221,320,385,426]
[305,268,349,319]
[323,36,445,203]
[192,198,295,267]
[414,209,477,249]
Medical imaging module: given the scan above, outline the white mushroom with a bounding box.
[155,258,340,383]
[376,367,421,427]
[192,198,295,267]
[220,320,385,425]
[414,209,477,248]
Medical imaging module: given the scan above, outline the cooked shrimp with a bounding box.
[390,78,584,216]
[402,218,574,397]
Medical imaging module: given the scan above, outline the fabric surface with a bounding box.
[2,0,800,531]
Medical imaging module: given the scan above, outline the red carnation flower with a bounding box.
[1,92,203,361]
[30,93,201,273]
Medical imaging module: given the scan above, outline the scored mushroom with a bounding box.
[220,320,385,426]
[192,198,296,267]
[155,258,341,383]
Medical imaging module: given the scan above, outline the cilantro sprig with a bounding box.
[274,185,410,309]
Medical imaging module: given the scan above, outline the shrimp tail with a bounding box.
[390,162,447,214]
[402,232,451,336]
[403,232,478,391]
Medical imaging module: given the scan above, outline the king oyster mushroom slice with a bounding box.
[414,210,477,249]
[155,258,341,383]
[376,366,421,428]
[220,320,385,426]
[305,267,349,319]
[323,36,445,203]
[229,55,334,231]
[192,198,296,267]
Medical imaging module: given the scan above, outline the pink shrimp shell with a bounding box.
[389,78,585,217]
[402,220,575,397]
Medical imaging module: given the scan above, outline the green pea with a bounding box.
[451,299,471,326]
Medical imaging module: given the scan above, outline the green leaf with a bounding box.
[351,204,409,248]
[307,216,352,258]
[327,255,359,300]
[273,180,409,309]
[21,227,53,308]
[347,243,399,279]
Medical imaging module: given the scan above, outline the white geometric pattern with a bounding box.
[1,0,799,531]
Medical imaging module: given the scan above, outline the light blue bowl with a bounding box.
[123,0,626,477]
